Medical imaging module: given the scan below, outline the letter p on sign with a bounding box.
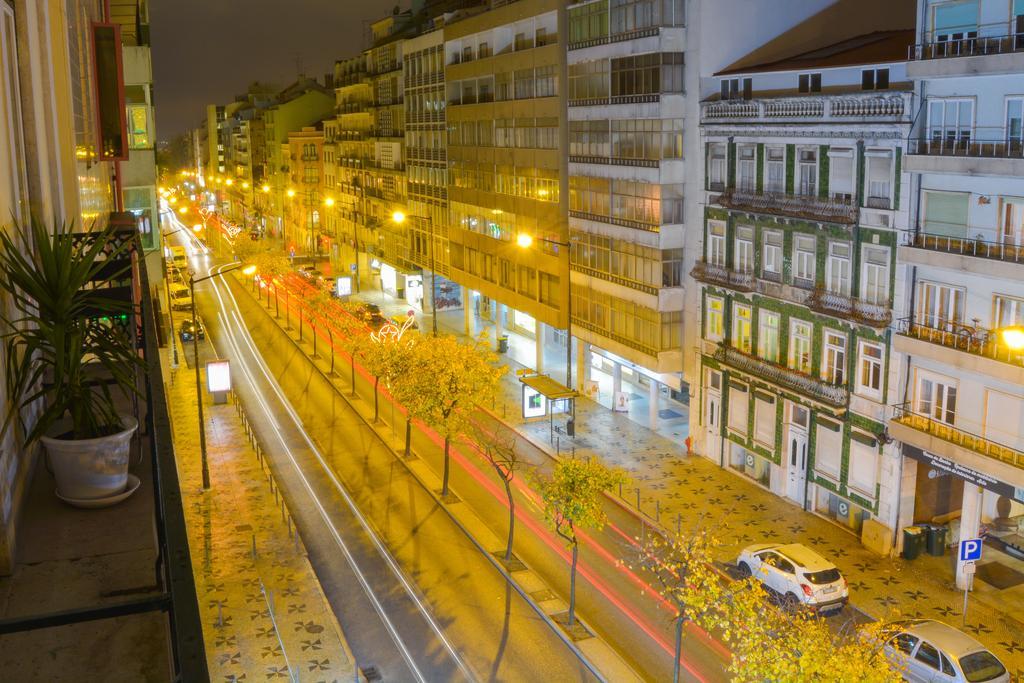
[960,538,983,562]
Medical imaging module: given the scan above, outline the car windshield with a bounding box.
[803,568,841,584]
[960,652,1006,682]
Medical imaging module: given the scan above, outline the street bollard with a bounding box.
[216,603,223,629]
[251,534,257,560]
[636,488,641,511]
[656,499,661,522]
[676,513,682,536]
[619,482,623,499]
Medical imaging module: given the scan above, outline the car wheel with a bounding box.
[737,562,752,578]
[782,593,801,610]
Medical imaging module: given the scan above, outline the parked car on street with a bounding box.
[169,284,193,311]
[865,619,1008,683]
[179,318,205,342]
[736,542,848,613]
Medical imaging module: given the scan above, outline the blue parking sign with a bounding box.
[959,538,983,562]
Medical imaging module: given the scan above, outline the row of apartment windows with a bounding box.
[448,117,559,150]
[570,176,684,227]
[574,289,682,353]
[446,12,558,66]
[448,66,558,106]
[706,297,886,400]
[452,246,562,308]
[569,231,684,288]
[404,46,444,79]
[705,221,891,304]
[569,118,683,161]
[708,143,895,207]
[406,91,445,118]
[451,163,559,203]
[568,0,686,45]
[568,52,684,102]
[914,281,1024,334]
[451,201,529,243]
[718,68,890,101]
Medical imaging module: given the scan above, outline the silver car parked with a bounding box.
[870,619,1009,683]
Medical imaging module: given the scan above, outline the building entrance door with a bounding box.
[786,427,808,505]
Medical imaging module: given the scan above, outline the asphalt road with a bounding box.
[165,217,600,682]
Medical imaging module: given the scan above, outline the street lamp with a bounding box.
[517,232,573,389]
[999,326,1024,351]
[392,210,437,336]
[189,261,256,489]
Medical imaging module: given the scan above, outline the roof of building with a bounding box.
[717,29,914,76]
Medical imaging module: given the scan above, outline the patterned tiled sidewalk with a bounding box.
[344,285,1024,678]
[162,354,356,682]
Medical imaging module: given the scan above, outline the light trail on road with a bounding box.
[204,262,474,683]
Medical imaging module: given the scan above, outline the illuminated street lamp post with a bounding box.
[517,232,572,389]
[189,262,256,489]
[392,210,437,336]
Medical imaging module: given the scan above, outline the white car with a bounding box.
[169,284,193,311]
[869,620,1008,683]
[736,542,848,613]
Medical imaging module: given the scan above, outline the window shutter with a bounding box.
[728,384,749,434]
[814,421,842,479]
[848,438,879,497]
[754,396,776,446]
[828,148,854,196]
[934,1,978,33]
[923,191,969,237]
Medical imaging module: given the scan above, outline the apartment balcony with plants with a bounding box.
[906,0,1024,78]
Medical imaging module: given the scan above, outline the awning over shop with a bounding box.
[519,374,577,400]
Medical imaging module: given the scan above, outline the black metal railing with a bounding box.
[908,128,1024,158]
[909,31,1024,61]
[902,230,1024,263]
[714,344,848,407]
[713,188,858,225]
[892,402,1024,471]
[0,225,207,679]
[894,316,1024,370]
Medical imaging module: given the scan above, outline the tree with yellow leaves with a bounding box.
[398,334,503,497]
[541,457,627,628]
[354,317,422,424]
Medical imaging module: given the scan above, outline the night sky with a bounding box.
[150,0,393,139]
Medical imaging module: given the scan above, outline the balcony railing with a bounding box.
[690,261,754,291]
[715,344,849,407]
[902,230,1024,264]
[702,94,909,121]
[807,288,892,327]
[909,29,1024,61]
[713,188,858,224]
[895,317,1024,371]
[892,402,1024,471]
[908,128,1024,158]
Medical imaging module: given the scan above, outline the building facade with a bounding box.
[892,0,1024,588]
[695,33,914,546]
[566,0,687,422]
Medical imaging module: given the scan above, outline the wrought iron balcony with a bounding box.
[892,402,1024,472]
[807,288,891,327]
[895,317,1024,371]
[907,128,1024,159]
[690,261,754,292]
[713,188,858,225]
[902,230,1024,264]
[714,344,848,407]
[908,30,1024,61]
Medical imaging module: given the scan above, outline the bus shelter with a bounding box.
[518,374,577,444]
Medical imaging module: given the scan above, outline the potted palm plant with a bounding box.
[0,217,142,505]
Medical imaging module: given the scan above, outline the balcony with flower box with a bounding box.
[714,344,848,408]
[889,403,1024,483]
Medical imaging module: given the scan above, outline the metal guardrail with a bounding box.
[894,316,1024,370]
[907,128,1024,158]
[713,188,858,225]
[901,230,1024,263]
[714,344,849,407]
[891,402,1024,471]
[908,31,1024,60]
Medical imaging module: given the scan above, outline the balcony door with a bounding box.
[931,0,978,54]
[916,374,957,426]
[916,281,965,333]
[1007,98,1023,153]
[927,99,973,151]
[1003,198,1024,249]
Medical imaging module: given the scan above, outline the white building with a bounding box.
[891,0,1024,589]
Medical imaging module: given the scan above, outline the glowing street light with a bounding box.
[192,224,203,233]
[516,232,573,388]
[242,181,250,189]
[178,206,189,215]
[391,210,406,224]
[261,184,271,193]
[1000,326,1024,351]
[286,188,296,198]
[225,178,234,186]
[516,233,534,248]
[324,197,335,208]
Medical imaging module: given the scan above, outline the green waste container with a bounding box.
[902,526,925,560]
[497,335,509,353]
[926,525,948,556]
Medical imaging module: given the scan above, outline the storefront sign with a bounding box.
[523,386,546,419]
[336,276,352,297]
[902,444,1024,503]
[206,359,231,393]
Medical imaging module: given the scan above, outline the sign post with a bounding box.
[959,538,982,626]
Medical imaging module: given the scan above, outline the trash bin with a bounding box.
[902,526,925,560]
[497,335,509,353]
[926,524,948,556]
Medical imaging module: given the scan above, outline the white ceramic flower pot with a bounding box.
[41,415,138,501]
